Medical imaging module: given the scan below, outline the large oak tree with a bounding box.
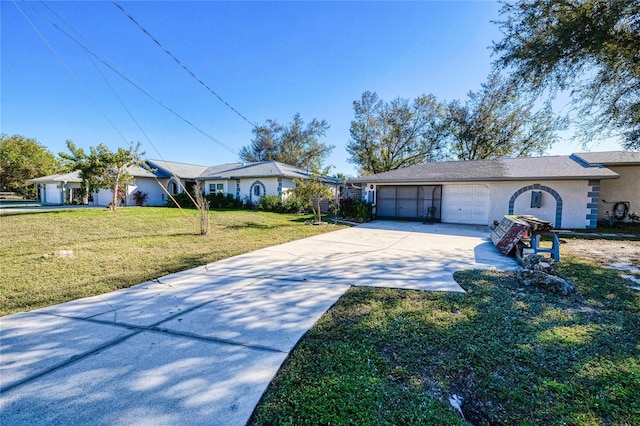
[444,75,565,160]
[0,134,60,198]
[493,0,640,149]
[239,113,333,170]
[346,91,447,175]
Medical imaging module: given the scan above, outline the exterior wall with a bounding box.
[44,183,62,204]
[363,179,596,229]
[39,182,82,204]
[598,165,640,220]
[488,180,593,229]
[90,178,169,207]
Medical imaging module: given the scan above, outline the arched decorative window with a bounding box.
[249,180,266,203]
[168,179,179,195]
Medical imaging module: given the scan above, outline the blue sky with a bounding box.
[1,1,623,176]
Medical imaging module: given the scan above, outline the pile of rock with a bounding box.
[517,254,576,296]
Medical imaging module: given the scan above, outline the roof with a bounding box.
[146,159,210,179]
[349,154,620,184]
[26,171,83,184]
[572,151,640,166]
[198,161,342,183]
[26,166,157,183]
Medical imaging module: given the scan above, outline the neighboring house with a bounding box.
[197,161,342,207]
[145,159,210,198]
[27,166,167,206]
[27,171,83,205]
[570,151,640,222]
[349,151,640,229]
[26,159,342,209]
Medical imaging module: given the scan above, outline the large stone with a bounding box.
[517,269,576,296]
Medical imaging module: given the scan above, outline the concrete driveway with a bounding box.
[0,221,517,425]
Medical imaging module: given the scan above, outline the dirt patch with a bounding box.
[562,238,640,288]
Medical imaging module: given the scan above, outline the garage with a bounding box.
[441,184,490,225]
[376,185,442,221]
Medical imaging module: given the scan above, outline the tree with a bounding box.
[59,141,145,211]
[346,91,447,175]
[0,134,60,198]
[493,0,640,149]
[443,75,565,160]
[239,113,334,169]
[293,165,335,223]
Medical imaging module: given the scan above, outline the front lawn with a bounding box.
[251,251,640,425]
[0,207,345,316]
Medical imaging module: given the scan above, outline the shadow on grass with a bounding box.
[251,267,640,425]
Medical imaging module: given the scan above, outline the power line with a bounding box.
[12,0,130,145]
[22,0,240,157]
[111,0,257,130]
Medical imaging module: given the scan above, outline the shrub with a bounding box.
[132,190,148,206]
[256,195,305,213]
[206,193,243,209]
[166,191,195,208]
[338,198,373,222]
[258,195,283,212]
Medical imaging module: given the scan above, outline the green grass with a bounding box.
[0,207,346,316]
[250,251,640,425]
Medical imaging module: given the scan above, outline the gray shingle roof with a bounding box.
[572,151,640,166]
[198,161,342,183]
[146,159,209,179]
[26,171,83,183]
[349,155,620,184]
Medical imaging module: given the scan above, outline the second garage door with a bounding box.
[441,185,490,225]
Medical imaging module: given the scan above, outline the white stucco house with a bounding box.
[197,161,342,206]
[27,165,167,206]
[349,151,640,229]
[27,159,341,208]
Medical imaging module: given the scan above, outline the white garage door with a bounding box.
[441,185,490,225]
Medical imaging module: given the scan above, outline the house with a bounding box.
[144,159,209,198]
[570,151,640,222]
[26,159,342,209]
[197,161,342,207]
[27,166,167,206]
[349,151,640,229]
[27,171,84,205]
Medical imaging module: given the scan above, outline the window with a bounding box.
[531,191,542,208]
[169,181,178,195]
[209,183,224,194]
[253,185,261,196]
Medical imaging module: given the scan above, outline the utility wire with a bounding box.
[19,1,199,225]
[24,0,239,157]
[111,0,257,129]
[38,0,199,206]
[12,0,130,145]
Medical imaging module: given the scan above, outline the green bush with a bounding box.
[167,191,244,209]
[257,195,305,213]
[165,191,195,208]
[338,198,373,222]
[207,193,243,209]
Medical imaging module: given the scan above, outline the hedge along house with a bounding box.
[349,151,640,229]
[196,160,342,208]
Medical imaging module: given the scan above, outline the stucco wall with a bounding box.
[598,165,640,220]
[89,178,168,207]
[362,179,596,229]
[487,180,594,229]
